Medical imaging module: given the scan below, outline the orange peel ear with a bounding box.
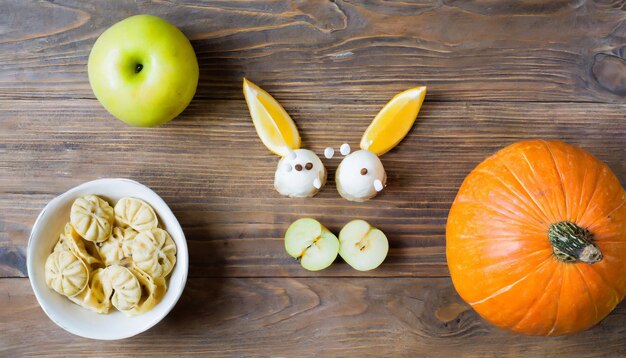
[360,86,426,156]
[243,78,301,157]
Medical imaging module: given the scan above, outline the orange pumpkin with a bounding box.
[446,140,626,336]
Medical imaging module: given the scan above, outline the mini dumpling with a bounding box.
[68,268,112,314]
[70,195,114,242]
[62,223,103,269]
[123,228,177,278]
[114,197,158,232]
[104,264,142,312]
[122,264,167,316]
[45,250,88,297]
[98,227,137,266]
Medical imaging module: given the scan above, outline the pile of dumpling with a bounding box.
[44,195,177,316]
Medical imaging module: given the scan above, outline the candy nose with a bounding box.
[373,179,384,192]
[313,177,322,189]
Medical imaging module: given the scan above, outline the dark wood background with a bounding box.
[1,0,625,356]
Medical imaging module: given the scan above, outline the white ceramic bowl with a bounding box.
[27,178,189,340]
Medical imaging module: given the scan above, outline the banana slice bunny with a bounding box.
[243,79,327,198]
[334,87,427,202]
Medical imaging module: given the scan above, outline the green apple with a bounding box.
[339,220,388,271]
[284,218,339,271]
[88,15,199,127]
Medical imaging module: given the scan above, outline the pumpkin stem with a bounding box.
[548,221,602,264]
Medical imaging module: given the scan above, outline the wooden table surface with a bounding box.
[1,0,626,356]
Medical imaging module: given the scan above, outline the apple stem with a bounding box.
[135,64,143,73]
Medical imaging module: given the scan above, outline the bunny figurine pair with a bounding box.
[243,79,426,202]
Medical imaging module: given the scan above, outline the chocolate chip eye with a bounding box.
[360,168,368,175]
[295,164,303,171]
[305,162,313,170]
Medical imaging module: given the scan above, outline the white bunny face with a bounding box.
[336,149,386,202]
[274,149,327,198]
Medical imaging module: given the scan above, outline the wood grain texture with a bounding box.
[1,0,625,102]
[1,98,624,278]
[2,277,626,357]
[2,0,626,355]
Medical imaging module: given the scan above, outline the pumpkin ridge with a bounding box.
[511,261,561,332]
[596,243,626,248]
[497,157,556,224]
[587,264,623,306]
[519,151,564,223]
[466,200,547,236]
[543,141,569,221]
[546,264,565,336]
[574,163,601,225]
[452,239,551,259]
[450,240,553,264]
[475,167,550,227]
[576,167,606,226]
[574,165,590,224]
[587,198,626,233]
[454,233,540,241]
[581,167,626,226]
[468,254,553,306]
[476,248,553,275]
[593,240,626,245]
[451,232,549,254]
[573,265,599,321]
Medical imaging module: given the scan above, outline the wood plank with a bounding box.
[1,98,625,278]
[3,0,626,355]
[1,0,625,102]
[2,277,626,356]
